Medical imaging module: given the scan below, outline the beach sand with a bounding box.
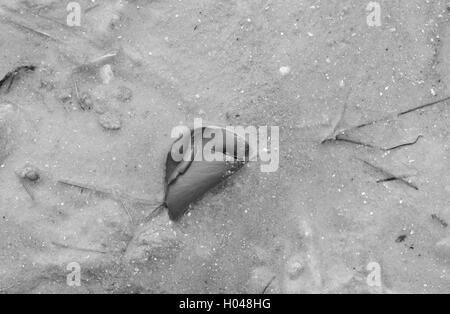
[1,0,450,293]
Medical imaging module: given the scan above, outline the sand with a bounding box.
[0,0,450,294]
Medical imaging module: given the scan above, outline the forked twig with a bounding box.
[358,159,419,190]
[323,96,450,143]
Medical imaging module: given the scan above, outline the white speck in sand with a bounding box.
[99,64,114,84]
[279,66,291,76]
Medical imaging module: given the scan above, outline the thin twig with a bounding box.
[74,52,118,72]
[327,136,378,149]
[399,96,450,116]
[36,14,71,29]
[14,174,36,201]
[376,175,411,183]
[358,159,419,190]
[73,80,80,101]
[144,204,166,223]
[0,65,36,93]
[20,181,35,201]
[51,241,108,254]
[325,135,423,152]
[85,3,100,13]
[262,276,276,294]
[0,5,60,41]
[0,17,60,42]
[431,214,448,228]
[385,135,423,151]
[322,88,352,142]
[35,12,87,33]
[119,200,135,225]
[57,179,158,206]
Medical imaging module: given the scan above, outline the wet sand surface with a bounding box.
[1,0,450,293]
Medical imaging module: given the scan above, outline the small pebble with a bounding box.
[286,254,306,279]
[98,111,122,130]
[16,165,40,182]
